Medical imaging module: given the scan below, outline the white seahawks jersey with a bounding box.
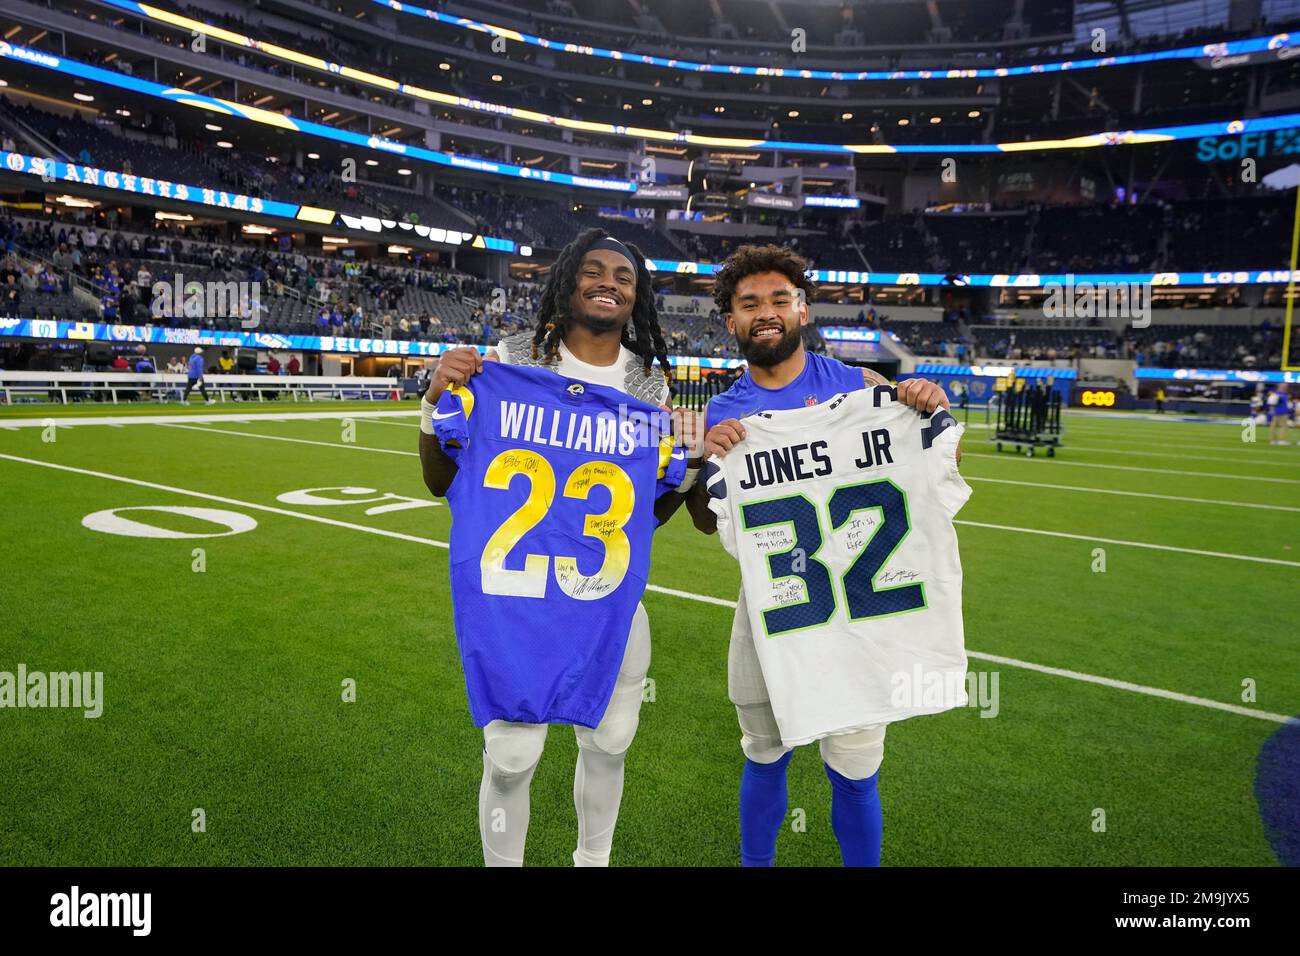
[706,385,972,747]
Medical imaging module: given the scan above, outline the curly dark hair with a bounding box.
[711,244,816,315]
[531,227,671,382]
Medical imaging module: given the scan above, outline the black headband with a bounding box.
[588,236,639,274]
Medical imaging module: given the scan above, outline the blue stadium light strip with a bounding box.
[0,41,636,193]
[0,149,516,249]
[1134,367,1300,384]
[646,262,1300,286]
[915,363,1078,379]
[375,0,1300,82]
[77,3,1300,159]
[0,317,744,366]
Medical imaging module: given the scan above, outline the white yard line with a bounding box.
[1051,435,1288,455]
[1050,445,1300,467]
[966,652,1295,724]
[0,451,1295,726]
[0,409,418,428]
[160,422,419,457]
[964,476,1300,513]
[954,519,1300,567]
[0,452,443,546]
[961,452,1300,484]
[160,421,1300,564]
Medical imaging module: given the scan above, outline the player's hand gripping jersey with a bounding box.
[706,385,972,746]
[434,361,685,728]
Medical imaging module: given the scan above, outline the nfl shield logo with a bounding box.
[804,394,818,407]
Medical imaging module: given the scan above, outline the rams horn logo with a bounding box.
[566,382,585,396]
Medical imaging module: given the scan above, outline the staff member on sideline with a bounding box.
[182,347,215,404]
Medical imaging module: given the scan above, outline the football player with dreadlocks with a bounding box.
[418,228,697,867]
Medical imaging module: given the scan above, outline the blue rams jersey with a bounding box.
[434,361,686,728]
[706,352,866,431]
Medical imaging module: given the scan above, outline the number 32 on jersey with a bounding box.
[742,478,926,637]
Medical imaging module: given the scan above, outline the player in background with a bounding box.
[418,228,700,867]
[1266,384,1292,445]
[685,244,953,867]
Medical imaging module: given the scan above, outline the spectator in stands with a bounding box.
[267,354,281,375]
[287,354,301,375]
[183,347,214,403]
[218,350,235,373]
[166,355,185,375]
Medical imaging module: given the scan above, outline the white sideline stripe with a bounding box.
[1059,444,1300,467]
[1056,435,1286,455]
[161,422,419,456]
[645,583,738,608]
[0,410,419,428]
[964,476,1300,512]
[962,451,1300,484]
[967,652,1296,724]
[955,519,1300,567]
[2,451,1290,724]
[0,452,445,547]
[171,416,1299,563]
[1062,412,1239,426]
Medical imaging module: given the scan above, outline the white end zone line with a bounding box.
[0,451,1294,726]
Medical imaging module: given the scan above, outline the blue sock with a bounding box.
[739,751,793,867]
[825,764,882,867]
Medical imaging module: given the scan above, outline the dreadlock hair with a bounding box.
[531,227,672,383]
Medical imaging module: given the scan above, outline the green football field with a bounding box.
[0,400,1296,866]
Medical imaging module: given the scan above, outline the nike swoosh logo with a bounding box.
[431,409,462,420]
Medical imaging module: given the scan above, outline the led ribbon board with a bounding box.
[0,41,635,193]
[80,2,1300,158]
[0,318,745,366]
[0,150,515,249]
[644,263,1300,286]
[373,0,1300,83]
[1134,367,1300,384]
[1,150,306,219]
